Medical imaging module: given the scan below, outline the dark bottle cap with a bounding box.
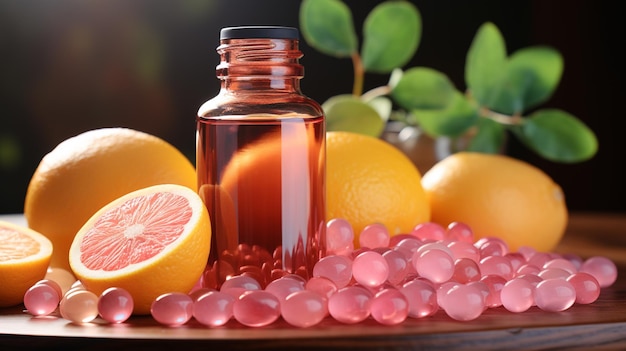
[220,26,299,40]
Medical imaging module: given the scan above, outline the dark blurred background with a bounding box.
[1,0,624,214]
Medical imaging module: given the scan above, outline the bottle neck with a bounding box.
[216,38,304,94]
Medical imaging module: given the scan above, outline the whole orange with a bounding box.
[421,152,567,252]
[326,131,430,244]
[24,128,196,271]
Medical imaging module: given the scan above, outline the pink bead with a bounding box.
[416,242,454,258]
[313,255,353,288]
[352,251,389,288]
[447,241,480,262]
[23,283,60,317]
[393,237,422,260]
[561,253,584,270]
[326,218,355,255]
[479,255,514,280]
[580,256,618,288]
[305,276,338,299]
[359,223,390,249]
[446,221,474,243]
[193,290,235,327]
[413,249,454,284]
[516,263,541,276]
[441,284,484,321]
[220,275,261,298]
[467,281,490,309]
[97,287,134,323]
[59,289,99,324]
[537,268,571,280]
[436,281,462,308]
[543,258,578,274]
[452,258,482,283]
[475,237,509,257]
[567,272,601,304]
[189,287,216,302]
[534,278,576,312]
[480,275,507,308]
[527,252,551,268]
[265,276,305,301]
[501,278,534,313]
[370,288,409,325]
[233,290,280,327]
[327,286,372,324]
[517,274,543,288]
[382,250,409,286]
[389,233,416,247]
[517,246,537,261]
[150,292,194,326]
[35,279,63,299]
[504,252,526,272]
[399,279,438,318]
[281,290,328,328]
[410,222,446,241]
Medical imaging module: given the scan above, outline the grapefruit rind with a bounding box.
[0,220,53,307]
[69,184,211,315]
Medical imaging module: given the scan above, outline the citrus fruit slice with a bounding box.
[421,152,567,252]
[69,184,211,315]
[326,131,430,244]
[0,220,53,307]
[25,127,197,271]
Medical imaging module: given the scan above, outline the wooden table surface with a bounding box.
[1,212,625,350]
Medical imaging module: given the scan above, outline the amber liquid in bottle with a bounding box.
[196,27,326,288]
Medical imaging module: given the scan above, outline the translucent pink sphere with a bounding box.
[399,279,438,318]
[281,290,328,328]
[233,290,281,327]
[59,289,99,324]
[327,286,372,324]
[220,275,261,298]
[580,256,618,288]
[446,221,474,243]
[326,218,355,255]
[382,249,409,286]
[97,287,134,323]
[352,251,389,288]
[370,288,409,325]
[534,278,576,312]
[452,258,482,284]
[23,282,60,316]
[313,255,353,288]
[447,241,480,262]
[479,255,514,280]
[412,249,454,284]
[359,223,390,249]
[410,222,446,241]
[441,284,484,321]
[193,290,235,327]
[150,292,194,326]
[567,272,601,304]
[543,258,578,274]
[305,276,338,299]
[500,278,534,313]
[480,275,507,308]
[265,276,305,301]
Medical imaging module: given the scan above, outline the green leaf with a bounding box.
[465,22,507,106]
[487,47,564,115]
[322,94,386,137]
[391,67,456,110]
[365,96,393,122]
[514,109,598,163]
[299,0,358,57]
[361,1,421,73]
[413,92,479,137]
[467,118,506,154]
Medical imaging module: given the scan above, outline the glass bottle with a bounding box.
[196,26,326,288]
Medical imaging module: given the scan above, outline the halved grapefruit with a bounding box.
[0,220,53,307]
[69,184,211,315]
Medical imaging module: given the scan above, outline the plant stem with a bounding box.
[361,85,391,102]
[481,108,524,126]
[351,52,364,96]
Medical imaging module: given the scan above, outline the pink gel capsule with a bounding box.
[313,255,353,288]
[97,287,134,323]
[382,249,409,286]
[441,284,484,321]
[452,257,482,284]
[220,275,261,298]
[352,251,389,288]
[193,290,235,327]
[500,278,534,313]
[23,283,60,316]
[305,276,338,299]
[328,286,372,324]
[59,289,99,324]
[446,221,474,243]
[580,256,618,288]
[265,276,305,301]
[359,223,390,249]
[326,218,355,255]
[281,290,328,328]
[410,222,446,241]
[566,272,601,304]
[447,241,480,262]
[233,290,280,327]
[413,249,454,284]
[479,255,514,281]
[399,279,438,318]
[370,288,409,325]
[150,292,194,326]
[534,278,576,312]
